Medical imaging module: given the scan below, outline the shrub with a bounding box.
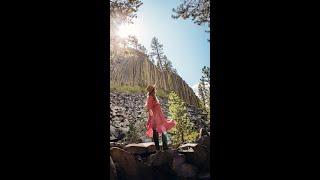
[110,83,144,93]
[126,122,140,143]
[168,91,199,145]
[110,83,168,98]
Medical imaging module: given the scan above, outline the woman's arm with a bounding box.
[149,109,153,116]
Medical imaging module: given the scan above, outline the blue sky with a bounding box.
[117,0,210,90]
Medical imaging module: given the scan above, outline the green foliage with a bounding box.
[110,83,168,98]
[162,55,174,72]
[110,0,143,25]
[150,37,165,70]
[126,116,148,143]
[198,66,210,119]
[110,83,145,93]
[150,58,155,65]
[202,66,210,83]
[168,92,198,145]
[128,35,139,50]
[198,79,207,107]
[126,122,140,143]
[172,0,210,40]
[110,0,143,46]
[184,130,199,143]
[156,60,162,70]
[172,68,178,75]
[138,44,147,54]
[156,89,168,98]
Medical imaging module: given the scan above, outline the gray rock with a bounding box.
[197,171,211,179]
[110,147,152,180]
[171,153,186,172]
[110,92,210,145]
[146,151,173,167]
[124,142,156,155]
[175,163,198,178]
[178,143,198,152]
[193,144,210,171]
[110,156,117,180]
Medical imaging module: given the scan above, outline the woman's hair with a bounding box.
[148,88,158,103]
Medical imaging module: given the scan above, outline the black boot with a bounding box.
[162,133,168,150]
[153,129,160,150]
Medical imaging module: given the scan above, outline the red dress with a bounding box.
[145,95,176,138]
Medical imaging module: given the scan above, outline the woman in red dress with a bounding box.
[145,84,176,150]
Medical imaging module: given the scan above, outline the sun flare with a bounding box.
[117,23,140,38]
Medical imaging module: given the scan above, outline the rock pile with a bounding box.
[110,135,211,180]
[110,92,210,143]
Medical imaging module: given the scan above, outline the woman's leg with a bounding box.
[162,133,168,150]
[153,129,160,150]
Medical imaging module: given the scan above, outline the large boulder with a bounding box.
[177,140,210,171]
[110,142,125,149]
[193,144,210,171]
[146,151,173,167]
[110,156,117,180]
[197,135,210,149]
[175,163,198,178]
[110,147,154,180]
[136,160,153,180]
[197,171,211,180]
[178,143,198,152]
[110,147,141,180]
[171,153,186,172]
[124,142,156,155]
[177,143,197,164]
[195,135,211,171]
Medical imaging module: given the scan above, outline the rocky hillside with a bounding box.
[110,52,200,107]
[110,135,211,180]
[110,92,210,143]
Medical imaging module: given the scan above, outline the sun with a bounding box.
[117,23,140,38]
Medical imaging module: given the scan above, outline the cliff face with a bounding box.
[110,53,200,107]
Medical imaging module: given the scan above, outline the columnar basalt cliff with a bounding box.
[110,53,200,107]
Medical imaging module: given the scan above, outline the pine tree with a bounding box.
[138,44,147,54]
[128,35,139,50]
[168,92,198,145]
[150,37,165,70]
[150,58,155,65]
[202,66,210,83]
[156,59,162,70]
[198,77,207,108]
[202,66,210,119]
[172,0,210,40]
[202,66,210,108]
[110,0,143,40]
[110,0,143,25]
[162,55,173,71]
[172,68,178,75]
[198,66,210,119]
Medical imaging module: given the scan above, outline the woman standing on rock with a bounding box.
[145,84,176,151]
